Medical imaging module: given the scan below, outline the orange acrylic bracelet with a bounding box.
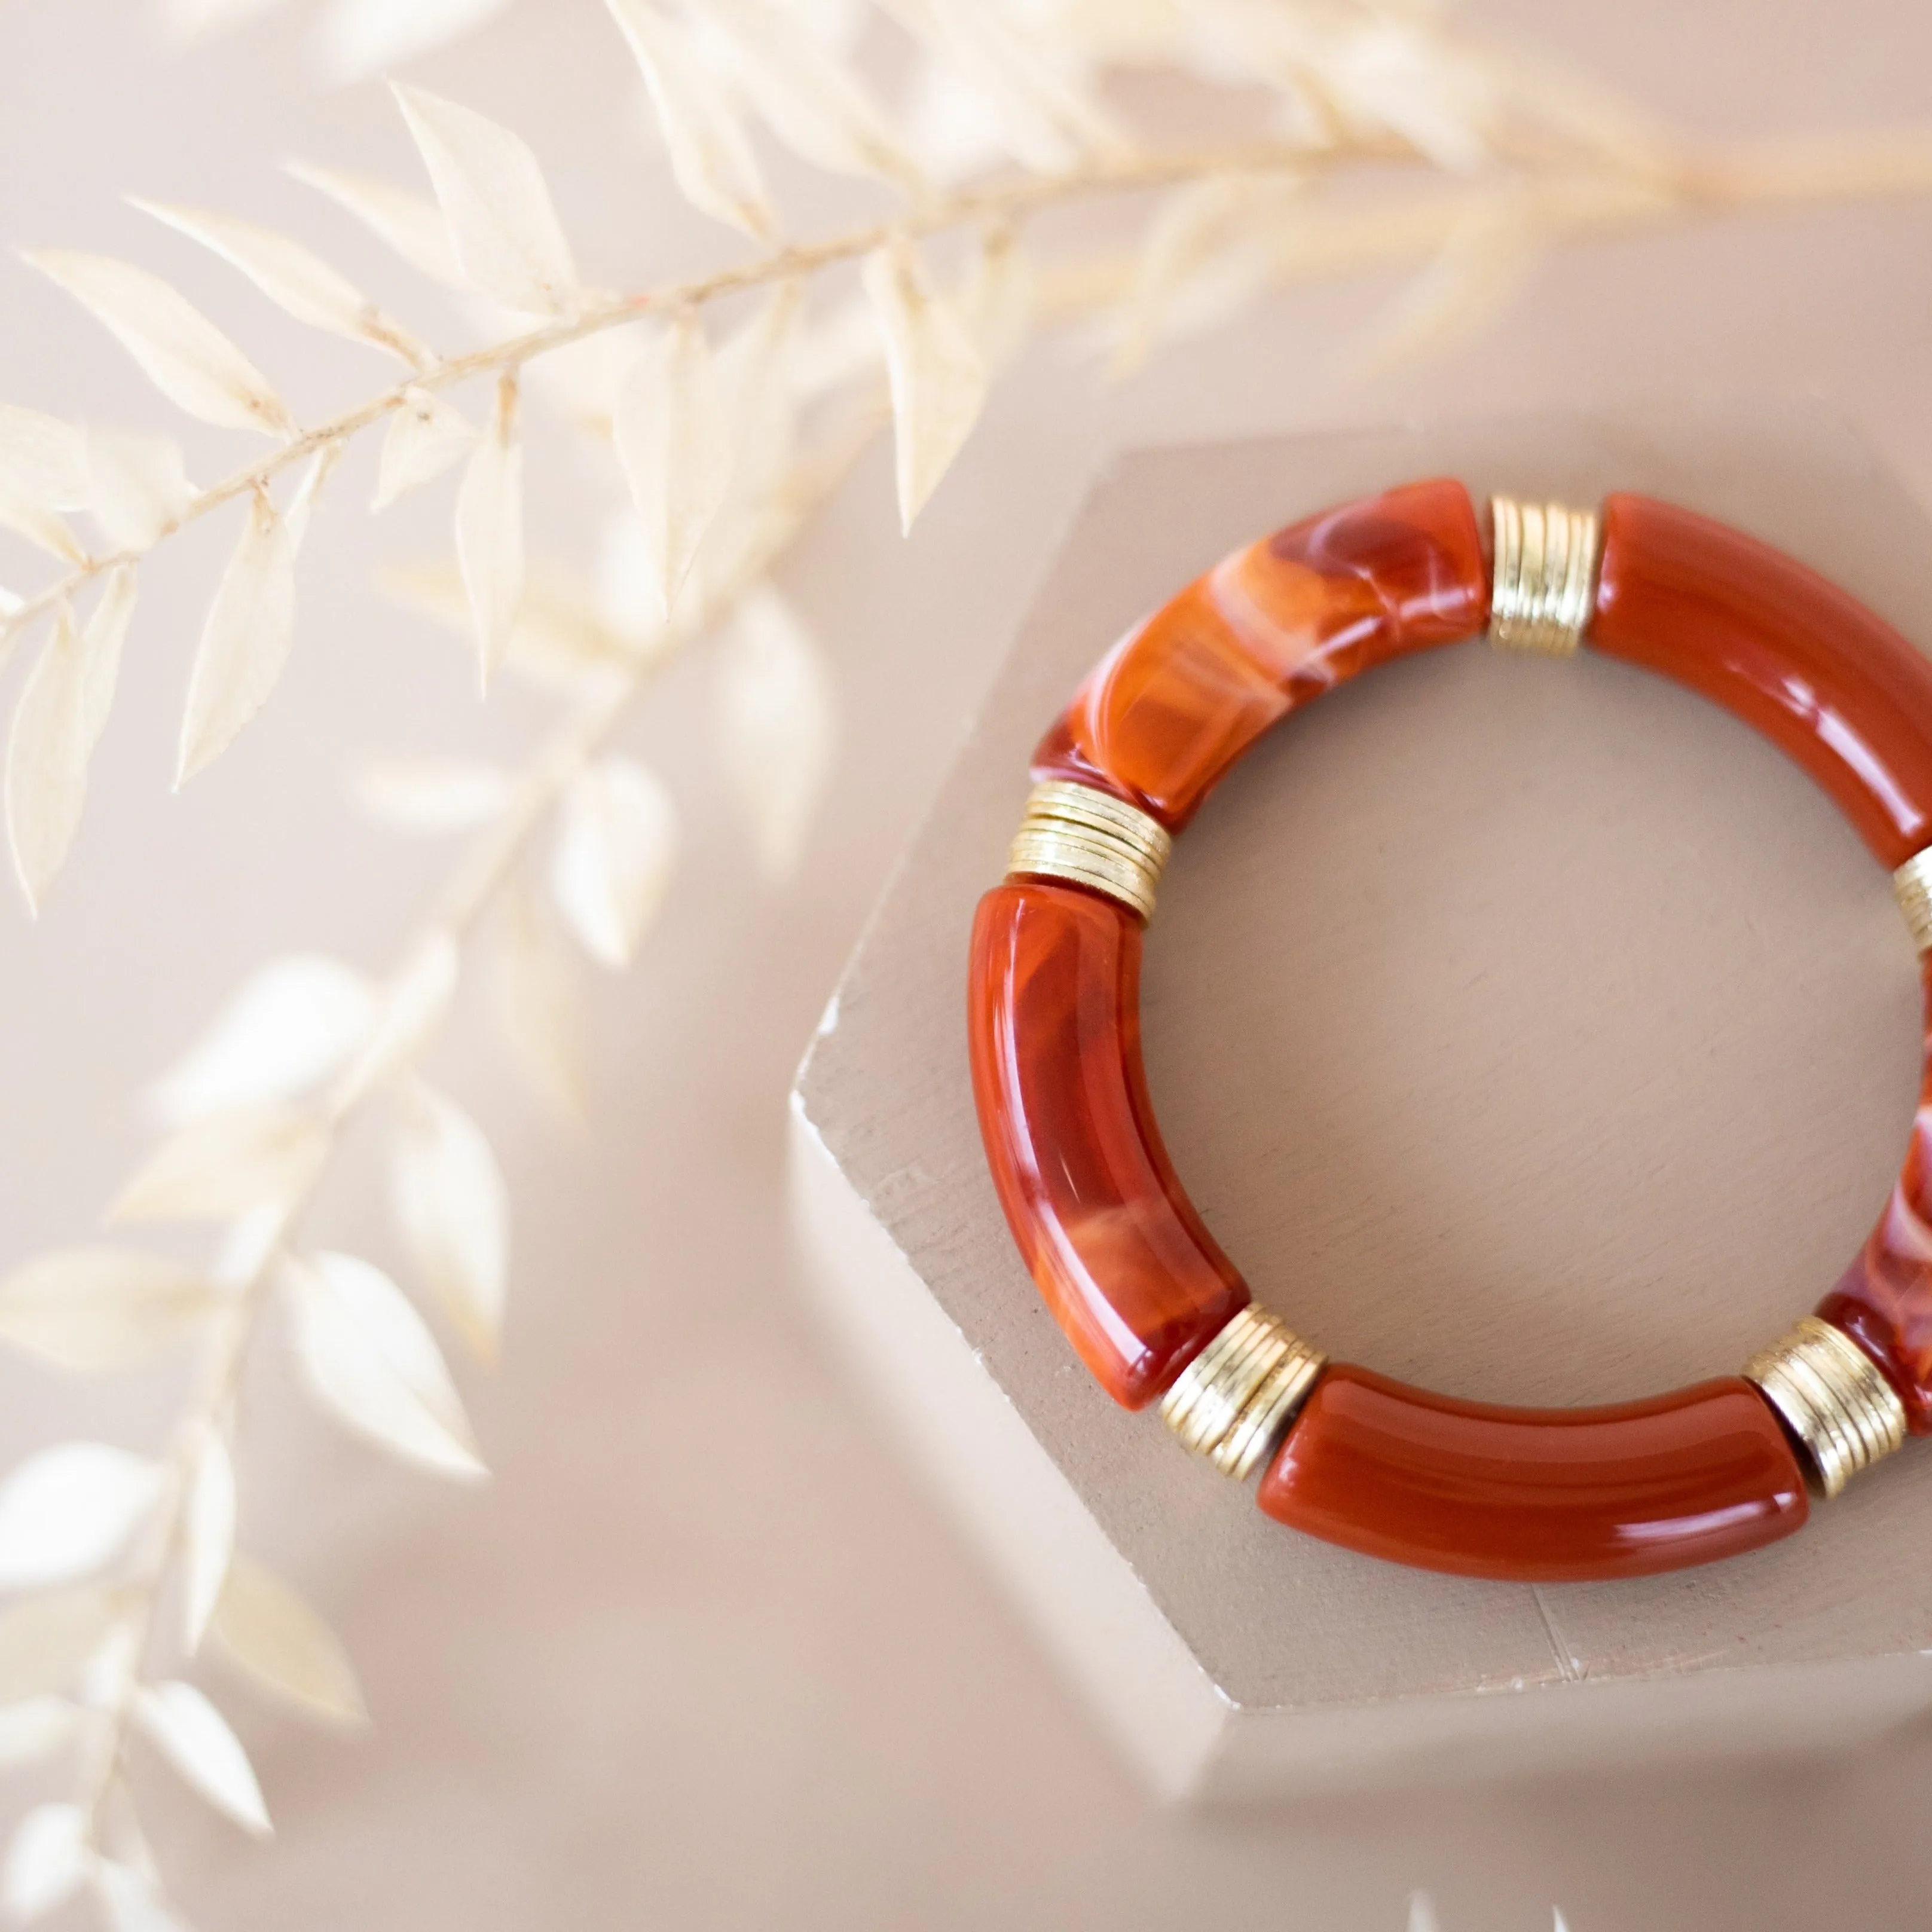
[968,479,1928,1582]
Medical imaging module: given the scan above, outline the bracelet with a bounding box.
[967,479,1932,1582]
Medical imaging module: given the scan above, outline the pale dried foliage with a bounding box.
[0,0,1927,1921]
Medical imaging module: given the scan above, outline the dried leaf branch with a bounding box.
[4,2,1931,1922]
[8,120,1928,663]
[1,403,876,1921]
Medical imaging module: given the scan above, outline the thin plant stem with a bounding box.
[7,124,1932,646]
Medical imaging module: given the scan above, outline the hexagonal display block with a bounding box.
[791,403,1932,1802]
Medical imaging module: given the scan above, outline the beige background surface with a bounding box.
[6,2,1932,1928]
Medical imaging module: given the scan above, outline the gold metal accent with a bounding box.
[1006,779,1172,922]
[1743,1315,1906,1499]
[1894,848,1932,953]
[1159,1304,1326,1479]
[1489,495,1600,656]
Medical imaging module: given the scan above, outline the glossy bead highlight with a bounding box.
[1592,493,1932,867]
[1030,479,1491,830]
[968,880,1248,1408]
[1257,1367,1809,1581]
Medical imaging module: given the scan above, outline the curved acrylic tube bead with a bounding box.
[1592,493,1932,868]
[1258,1367,1809,1582]
[1817,953,1932,1433]
[968,880,1247,1408]
[1029,478,1491,830]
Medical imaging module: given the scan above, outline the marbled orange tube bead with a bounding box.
[1817,954,1932,1433]
[1030,479,1491,829]
[1592,493,1932,867]
[1258,1367,1809,1582]
[968,880,1247,1408]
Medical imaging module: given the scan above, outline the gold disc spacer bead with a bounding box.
[1743,1315,1906,1499]
[1159,1304,1326,1480]
[1489,495,1601,656]
[1894,848,1932,953]
[1006,779,1172,922]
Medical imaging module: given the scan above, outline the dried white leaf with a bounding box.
[0,506,84,568]
[390,1078,508,1361]
[80,567,134,725]
[788,290,879,402]
[489,881,587,1118]
[605,0,774,239]
[0,1248,214,1373]
[284,1251,485,1481]
[549,757,675,970]
[151,955,376,1126]
[25,252,295,438]
[75,1621,140,1712]
[1349,198,1535,377]
[283,437,343,555]
[7,568,133,910]
[699,289,800,582]
[112,1101,329,1222]
[176,488,295,785]
[958,222,1032,373]
[332,931,459,1109]
[716,280,800,470]
[392,84,579,314]
[210,1207,286,1297]
[0,403,88,560]
[1116,175,1244,365]
[900,47,1008,185]
[861,236,986,531]
[181,1430,236,1651]
[696,0,924,192]
[132,200,433,368]
[0,1444,163,1591]
[518,323,641,436]
[1111,174,1297,375]
[383,556,639,696]
[883,0,1122,175]
[351,757,510,834]
[456,374,522,687]
[285,161,466,289]
[0,1696,78,1769]
[717,585,833,880]
[528,561,661,686]
[209,1553,366,1727]
[320,0,516,79]
[0,1589,119,1702]
[86,430,191,550]
[1505,51,1674,175]
[373,387,475,510]
[89,1861,194,1932]
[613,311,733,617]
[4,1805,87,1922]
[1327,23,1494,173]
[0,405,88,510]
[133,1680,269,1836]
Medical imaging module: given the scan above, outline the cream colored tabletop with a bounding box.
[4,2,1932,1928]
